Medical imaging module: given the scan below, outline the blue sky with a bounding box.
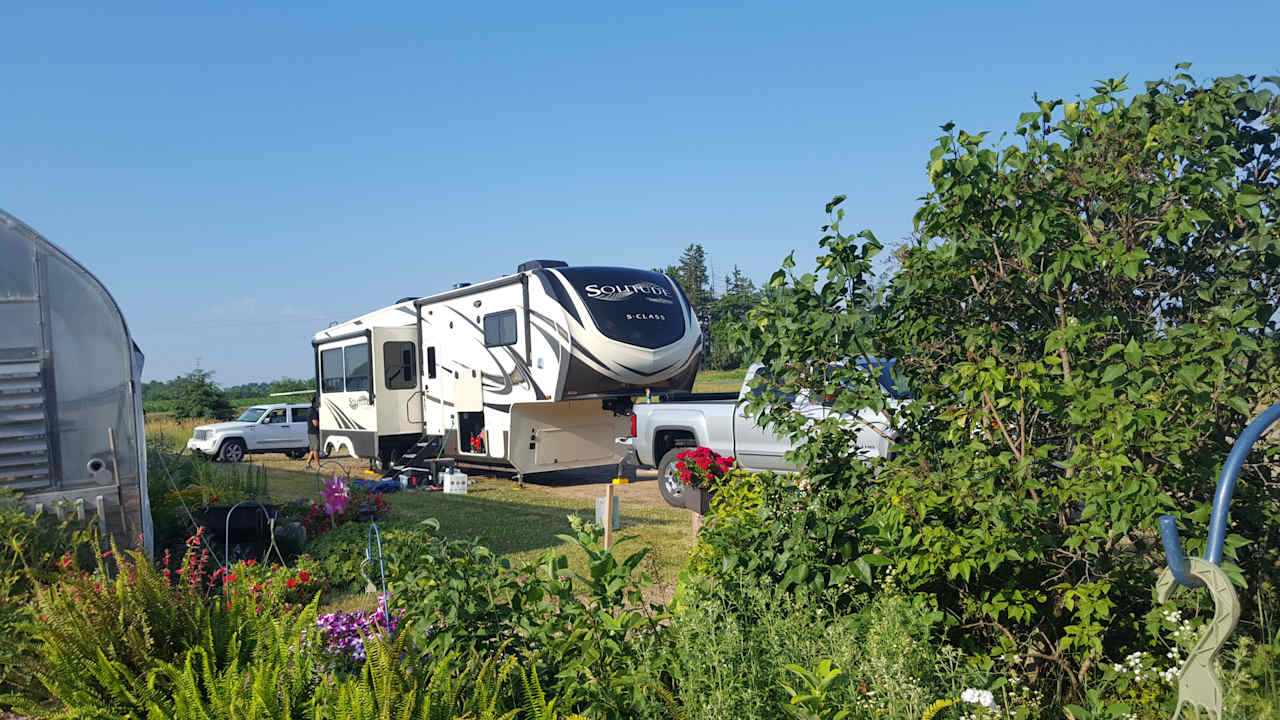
[3,1,1277,385]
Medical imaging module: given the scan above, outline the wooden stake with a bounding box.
[107,427,128,536]
[692,511,705,536]
[603,483,614,549]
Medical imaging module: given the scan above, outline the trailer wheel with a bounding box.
[217,438,247,463]
[323,442,335,458]
[657,447,687,508]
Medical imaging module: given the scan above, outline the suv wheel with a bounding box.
[217,438,247,463]
[657,447,688,508]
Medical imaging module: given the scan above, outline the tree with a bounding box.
[171,369,234,420]
[734,69,1279,692]
[667,244,714,322]
[705,266,761,369]
[268,377,314,395]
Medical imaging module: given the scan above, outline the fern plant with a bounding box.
[9,535,272,718]
[146,597,324,720]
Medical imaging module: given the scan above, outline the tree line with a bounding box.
[654,244,762,370]
[143,371,313,420]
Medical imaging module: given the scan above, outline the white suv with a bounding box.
[186,403,312,462]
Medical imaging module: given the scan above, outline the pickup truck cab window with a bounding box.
[747,367,797,405]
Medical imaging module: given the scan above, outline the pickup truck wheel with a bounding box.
[217,438,247,463]
[657,448,687,508]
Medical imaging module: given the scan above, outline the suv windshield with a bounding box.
[236,407,268,423]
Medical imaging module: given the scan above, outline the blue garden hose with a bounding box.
[1160,403,1280,587]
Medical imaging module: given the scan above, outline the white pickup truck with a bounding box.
[186,403,313,462]
[630,362,905,507]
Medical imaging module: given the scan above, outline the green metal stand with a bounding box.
[1156,559,1241,720]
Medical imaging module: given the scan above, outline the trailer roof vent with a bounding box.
[395,296,417,304]
[452,282,471,289]
[517,259,568,272]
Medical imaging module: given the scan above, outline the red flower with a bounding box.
[245,559,256,567]
[226,573,237,583]
[286,579,297,588]
[100,550,113,558]
[298,571,310,583]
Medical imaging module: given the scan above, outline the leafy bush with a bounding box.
[682,472,884,609]
[391,516,665,718]
[657,579,976,720]
[732,67,1280,698]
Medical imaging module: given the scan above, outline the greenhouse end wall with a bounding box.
[0,211,152,554]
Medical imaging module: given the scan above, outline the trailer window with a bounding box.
[344,343,371,392]
[426,346,437,379]
[383,341,416,390]
[483,310,518,347]
[320,348,344,393]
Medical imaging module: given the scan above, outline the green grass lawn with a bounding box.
[299,474,692,610]
[691,367,747,393]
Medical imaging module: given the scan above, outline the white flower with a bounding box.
[961,688,996,708]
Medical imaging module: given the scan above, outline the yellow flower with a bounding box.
[921,698,956,720]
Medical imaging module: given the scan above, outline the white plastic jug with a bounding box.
[443,470,469,495]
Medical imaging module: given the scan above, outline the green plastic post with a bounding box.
[1156,558,1241,720]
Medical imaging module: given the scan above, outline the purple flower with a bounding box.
[314,595,406,666]
[321,477,351,517]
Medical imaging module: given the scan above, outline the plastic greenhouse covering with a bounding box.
[0,210,151,551]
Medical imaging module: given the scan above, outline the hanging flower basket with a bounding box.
[684,484,714,514]
[675,447,735,515]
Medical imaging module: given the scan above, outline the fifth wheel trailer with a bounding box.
[311,260,703,477]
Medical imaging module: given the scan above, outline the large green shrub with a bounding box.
[390,517,665,719]
[733,68,1280,693]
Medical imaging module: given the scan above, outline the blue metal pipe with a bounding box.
[1160,402,1280,587]
[1204,403,1280,564]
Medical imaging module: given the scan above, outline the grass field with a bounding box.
[145,368,744,597]
[690,367,747,392]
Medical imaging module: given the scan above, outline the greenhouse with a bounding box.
[0,210,151,552]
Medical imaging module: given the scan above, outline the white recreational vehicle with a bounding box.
[311,260,703,478]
